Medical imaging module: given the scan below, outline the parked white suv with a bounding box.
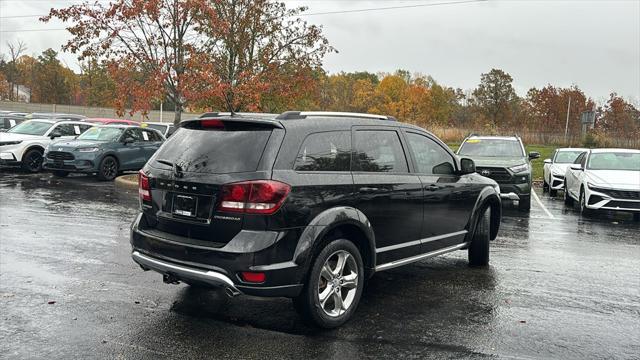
[564,148,640,219]
[0,119,94,172]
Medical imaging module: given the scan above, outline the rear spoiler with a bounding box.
[179,117,284,129]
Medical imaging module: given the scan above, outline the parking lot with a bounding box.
[0,170,639,359]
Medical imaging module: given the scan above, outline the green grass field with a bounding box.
[446,143,555,180]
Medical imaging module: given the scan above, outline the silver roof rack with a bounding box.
[276,111,396,121]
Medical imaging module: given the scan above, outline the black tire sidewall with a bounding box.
[518,195,531,212]
[297,239,364,329]
[22,149,43,173]
[98,156,118,181]
[468,207,490,266]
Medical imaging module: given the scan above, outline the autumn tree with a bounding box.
[78,58,117,107]
[471,69,519,127]
[597,93,640,137]
[525,85,594,135]
[43,0,222,123]
[5,40,27,101]
[186,0,333,113]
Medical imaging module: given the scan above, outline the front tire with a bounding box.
[468,207,490,267]
[549,188,558,197]
[21,149,43,173]
[564,185,574,206]
[518,195,531,212]
[579,189,592,216]
[542,179,549,193]
[293,239,364,329]
[97,156,118,181]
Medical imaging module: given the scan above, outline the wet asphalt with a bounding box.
[0,170,639,359]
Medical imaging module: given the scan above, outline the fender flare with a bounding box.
[465,186,501,241]
[292,206,376,271]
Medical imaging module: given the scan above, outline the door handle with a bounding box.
[358,187,379,193]
[425,184,440,191]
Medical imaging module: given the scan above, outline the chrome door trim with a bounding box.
[375,230,468,253]
[375,242,470,272]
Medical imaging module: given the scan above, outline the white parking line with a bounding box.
[531,190,555,219]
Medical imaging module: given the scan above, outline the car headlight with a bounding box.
[77,147,100,152]
[509,163,529,173]
[0,140,22,146]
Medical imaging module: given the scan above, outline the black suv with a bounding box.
[457,135,539,211]
[130,111,502,328]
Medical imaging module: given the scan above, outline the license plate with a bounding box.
[173,194,197,217]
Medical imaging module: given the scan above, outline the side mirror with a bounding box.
[544,158,552,164]
[529,151,541,160]
[123,137,135,144]
[49,133,61,139]
[570,164,583,171]
[459,157,476,175]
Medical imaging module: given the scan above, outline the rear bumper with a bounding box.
[130,213,305,297]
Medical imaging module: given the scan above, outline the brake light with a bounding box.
[139,170,151,202]
[240,272,266,283]
[200,119,224,128]
[219,180,290,215]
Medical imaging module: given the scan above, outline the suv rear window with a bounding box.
[152,126,272,174]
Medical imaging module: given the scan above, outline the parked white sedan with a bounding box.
[0,119,94,172]
[564,148,640,218]
[543,147,588,196]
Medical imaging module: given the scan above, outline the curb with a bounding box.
[115,174,138,190]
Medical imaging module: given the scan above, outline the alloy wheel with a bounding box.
[317,250,358,317]
[102,158,117,179]
[27,152,42,171]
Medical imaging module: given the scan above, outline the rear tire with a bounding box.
[633,213,640,222]
[518,195,531,212]
[21,149,43,173]
[52,170,69,178]
[97,156,118,181]
[468,207,490,267]
[542,179,549,193]
[293,238,364,329]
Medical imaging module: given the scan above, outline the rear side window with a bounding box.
[353,130,408,173]
[294,131,351,172]
[152,126,273,174]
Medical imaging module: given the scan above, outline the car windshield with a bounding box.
[587,152,640,171]
[555,150,584,164]
[458,138,524,157]
[7,120,53,135]
[78,127,122,141]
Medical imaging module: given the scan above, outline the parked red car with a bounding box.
[83,118,139,126]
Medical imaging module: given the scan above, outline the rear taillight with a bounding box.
[139,170,151,202]
[240,272,266,283]
[219,180,290,215]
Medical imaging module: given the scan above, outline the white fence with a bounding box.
[0,101,199,123]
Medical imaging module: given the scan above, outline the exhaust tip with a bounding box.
[224,287,240,298]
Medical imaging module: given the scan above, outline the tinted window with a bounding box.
[353,130,408,173]
[152,126,273,174]
[294,131,351,172]
[406,132,455,175]
[53,124,78,136]
[145,124,168,134]
[123,128,142,141]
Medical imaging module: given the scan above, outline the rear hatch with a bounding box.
[139,118,284,246]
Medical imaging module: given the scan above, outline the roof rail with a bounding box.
[199,112,279,118]
[276,111,396,121]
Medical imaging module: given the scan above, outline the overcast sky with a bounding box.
[1,0,638,104]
